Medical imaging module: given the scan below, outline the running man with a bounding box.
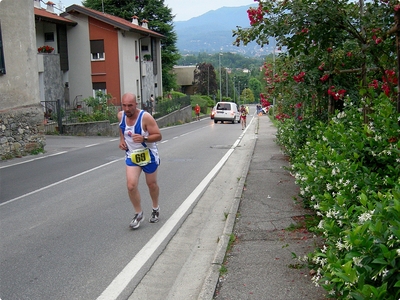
[240,104,247,130]
[118,92,162,229]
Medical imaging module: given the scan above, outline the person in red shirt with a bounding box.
[195,104,201,121]
[240,104,247,130]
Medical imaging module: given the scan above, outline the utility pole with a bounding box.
[219,52,222,101]
[226,69,229,97]
[207,64,210,96]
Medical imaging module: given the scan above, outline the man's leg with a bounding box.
[126,165,143,213]
[145,169,159,209]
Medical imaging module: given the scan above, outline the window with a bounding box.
[44,32,54,42]
[141,45,149,52]
[90,40,105,61]
[0,22,5,75]
[92,82,106,97]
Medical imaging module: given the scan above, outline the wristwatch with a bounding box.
[144,136,148,142]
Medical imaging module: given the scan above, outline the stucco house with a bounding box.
[0,0,165,158]
[61,4,164,109]
[34,0,77,117]
[0,0,46,159]
[172,65,196,95]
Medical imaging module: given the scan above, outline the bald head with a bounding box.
[121,93,138,117]
[122,93,137,104]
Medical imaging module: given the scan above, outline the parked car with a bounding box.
[210,106,216,119]
[213,101,240,124]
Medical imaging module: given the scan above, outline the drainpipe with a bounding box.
[138,34,150,109]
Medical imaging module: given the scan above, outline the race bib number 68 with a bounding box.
[130,148,151,166]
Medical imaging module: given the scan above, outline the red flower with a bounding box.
[38,45,54,53]
[247,3,266,26]
[318,62,325,71]
[295,102,302,108]
[301,28,309,34]
[382,82,390,96]
[368,79,379,89]
[395,4,400,11]
[320,74,330,82]
[327,47,333,53]
[327,86,346,100]
[346,52,352,57]
[293,72,305,83]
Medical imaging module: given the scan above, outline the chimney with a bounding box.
[131,15,139,25]
[141,19,148,29]
[34,0,41,9]
[46,1,55,13]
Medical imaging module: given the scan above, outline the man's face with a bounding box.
[122,96,137,117]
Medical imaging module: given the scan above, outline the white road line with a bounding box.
[85,143,99,147]
[0,158,123,207]
[0,151,68,169]
[96,133,245,300]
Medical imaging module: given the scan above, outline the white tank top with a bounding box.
[119,110,160,164]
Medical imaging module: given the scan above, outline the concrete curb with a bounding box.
[198,117,259,299]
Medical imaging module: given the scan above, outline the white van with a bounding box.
[213,102,240,124]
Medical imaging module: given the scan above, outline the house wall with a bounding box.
[88,17,121,105]
[64,13,92,106]
[0,0,46,159]
[35,22,57,54]
[118,30,140,104]
[154,40,163,98]
[42,54,64,104]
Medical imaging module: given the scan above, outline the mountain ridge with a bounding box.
[173,5,275,56]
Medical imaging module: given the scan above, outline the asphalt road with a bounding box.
[0,113,253,300]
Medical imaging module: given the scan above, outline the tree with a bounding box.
[82,0,180,93]
[194,63,217,96]
[241,88,254,104]
[233,0,399,118]
[248,77,262,102]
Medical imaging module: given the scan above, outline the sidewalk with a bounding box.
[212,115,326,299]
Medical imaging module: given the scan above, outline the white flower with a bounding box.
[353,256,363,267]
[318,220,324,229]
[358,210,375,223]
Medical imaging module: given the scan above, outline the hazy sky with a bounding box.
[56,0,254,21]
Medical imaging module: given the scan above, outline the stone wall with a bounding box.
[0,105,46,159]
[43,105,193,137]
[155,105,192,128]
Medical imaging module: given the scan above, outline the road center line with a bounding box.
[0,151,68,169]
[0,158,123,207]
